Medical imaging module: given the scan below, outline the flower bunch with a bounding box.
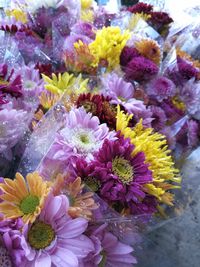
[0,171,136,267]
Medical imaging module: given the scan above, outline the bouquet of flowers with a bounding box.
[0,1,199,266]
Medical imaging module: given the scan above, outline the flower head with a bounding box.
[89,26,130,69]
[0,218,25,265]
[81,224,137,267]
[116,107,181,205]
[125,56,159,82]
[177,56,199,81]
[148,11,173,28]
[135,39,161,65]
[88,136,155,215]
[51,107,116,162]
[0,108,29,156]
[0,172,50,224]
[120,46,140,67]
[127,2,153,14]
[23,194,94,266]
[147,76,176,102]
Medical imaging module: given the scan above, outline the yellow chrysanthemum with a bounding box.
[81,9,94,22]
[116,106,181,203]
[42,72,88,96]
[135,39,161,65]
[89,26,131,69]
[128,13,151,31]
[6,9,28,23]
[81,0,93,9]
[0,172,50,224]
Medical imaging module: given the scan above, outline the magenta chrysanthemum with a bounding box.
[125,56,159,82]
[77,136,156,215]
[120,46,140,67]
[51,107,116,162]
[22,194,94,267]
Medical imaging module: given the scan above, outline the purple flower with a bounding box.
[147,76,176,102]
[180,79,200,119]
[101,72,137,112]
[80,224,137,267]
[0,218,26,265]
[51,107,116,162]
[0,244,13,267]
[150,105,167,131]
[79,136,155,215]
[187,120,199,148]
[0,64,23,99]
[177,57,199,81]
[14,64,44,98]
[120,46,140,67]
[0,108,29,159]
[22,194,94,266]
[71,22,96,40]
[125,56,159,82]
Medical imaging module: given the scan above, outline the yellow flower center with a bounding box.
[85,176,100,192]
[20,195,39,214]
[80,134,90,144]
[112,156,133,184]
[28,221,55,250]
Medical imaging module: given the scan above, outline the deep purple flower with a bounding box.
[147,76,176,102]
[22,194,94,266]
[0,218,26,265]
[79,136,155,215]
[150,106,167,131]
[160,100,184,122]
[120,46,140,67]
[177,56,199,81]
[148,11,173,26]
[125,56,159,82]
[127,3,153,14]
[80,224,137,267]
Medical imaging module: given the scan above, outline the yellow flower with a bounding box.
[0,172,50,224]
[39,91,60,111]
[42,72,88,96]
[6,9,28,23]
[116,106,181,202]
[128,13,151,31]
[89,26,130,69]
[135,39,161,65]
[81,0,93,9]
[81,9,94,22]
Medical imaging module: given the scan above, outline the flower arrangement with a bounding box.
[0,0,199,266]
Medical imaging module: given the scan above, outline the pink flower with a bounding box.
[22,194,94,267]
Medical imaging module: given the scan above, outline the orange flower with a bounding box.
[0,172,50,224]
[135,39,161,65]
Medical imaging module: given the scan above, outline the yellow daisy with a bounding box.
[0,172,50,224]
